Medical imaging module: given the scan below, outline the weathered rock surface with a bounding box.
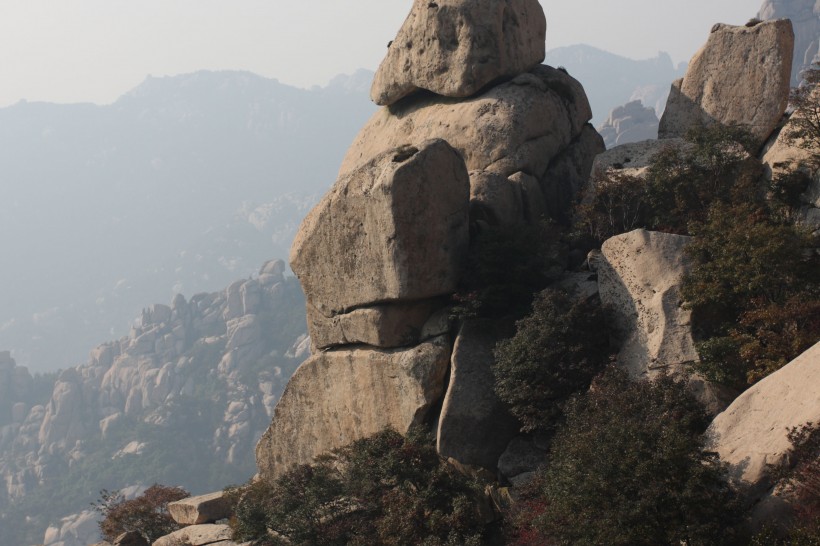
[658,19,794,149]
[598,229,697,378]
[152,524,233,546]
[343,66,599,208]
[291,140,470,317]
[308,300,440,350]
[437,321,519,471]
[597,100,660,149]
[371,0,546,106]
[708,341,820,495]
[598,229,728,413]
[759,0,820,85]
[168,491,231,525]
[256,337,450,479]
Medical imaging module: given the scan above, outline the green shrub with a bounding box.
[683,202,820,387]
[493,288,611,433]
[227,428,486,546]
[574,170,648,243]
[452,222,563,319]
[92,484,189,544]
[509,368,741,546]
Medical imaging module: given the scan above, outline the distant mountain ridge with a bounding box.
[0,69,375,374]
[545,44,687,123]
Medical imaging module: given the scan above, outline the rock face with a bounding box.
[256,338,450,479]
[257,0,603,480]
[370,0,546,106]
[291,140,470,317]
[598,229,697,379]
[436,321,519,471]
[658,19,794,149]
[168,491,231,525]
[597,100,660,149]
[708,342,820,495]
[153,524,233,546]
[597,229,729,413]
[759,0,820,85]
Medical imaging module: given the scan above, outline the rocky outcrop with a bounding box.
[256,338,450,479]
[658,19,794,149]
[42,510,99,546]
[436,321,519,471]
[257,0,603,480]
[168,491,231,525]
[597,100,659,149]
[1,260,310,546]
[291,140,470,317]
[759,0,820,85]
[708,342,820,496]
[152,524,234,546]
[598,229,697,379]
[596,229,729,414]
[371,0,546,106]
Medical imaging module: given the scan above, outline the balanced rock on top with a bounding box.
[371,0,547,106]
[659,19,794,149]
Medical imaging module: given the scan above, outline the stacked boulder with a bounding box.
[256,0,604,479]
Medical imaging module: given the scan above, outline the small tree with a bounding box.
[493,288,611,433]
[510,368,741,546]
[784,64,820,160]
[93,484,189,544]
[228,428,486,546]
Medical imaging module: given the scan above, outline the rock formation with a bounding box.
[708,342,820,513]
[257,0,603,479]
[759,0,820,85]
[597,100,660,149]
[0,260,309,546]
[658,19,794,149]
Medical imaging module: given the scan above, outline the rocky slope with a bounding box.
[596,99,659,148]
[0,260,308,546]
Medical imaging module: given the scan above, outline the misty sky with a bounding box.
[0,0,763,107]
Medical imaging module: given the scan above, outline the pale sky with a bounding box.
[0,0,763,107]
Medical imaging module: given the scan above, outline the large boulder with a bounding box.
[598,229,697,379]
[168,491,231,525]
[436,321,519,471]
[658,19,794,149]
[256,337,450,479]
[708,341,820,496]
[371,0,546,106]
[342,65,599,222]
[597,229,729,413]
[152,524,233,546]
[291,139,470,317]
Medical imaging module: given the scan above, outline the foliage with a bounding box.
[683,201,820,387]
[574,170,648,242]
[451,221,563,319]
[227,428,485,546]
[493,288,611,433]
[574,124,762,243]
[92,484,189,543]
[509,367,741,546]
[783,423,820,536]
[784,64,820,161]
